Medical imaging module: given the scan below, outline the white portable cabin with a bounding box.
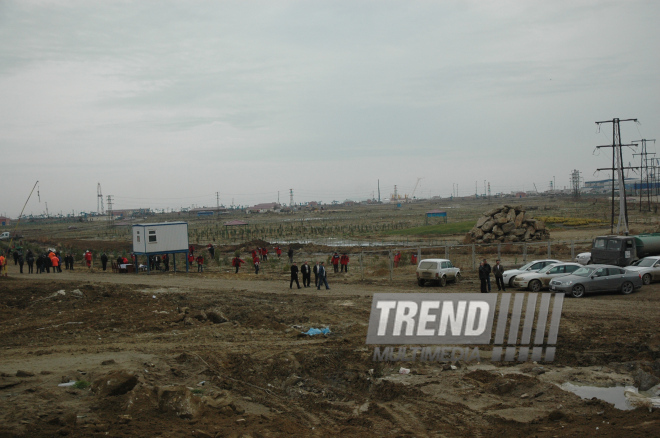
[132,222,189,255]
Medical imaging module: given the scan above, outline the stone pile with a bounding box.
[465,205,549,243]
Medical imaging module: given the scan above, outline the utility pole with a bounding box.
[570,169,581,199]
[487,182,491,201]
[216,192,220,209]
[107,195,114,225]
[378,179,381,203]
[97,183,104,215]
[632,139,656,212]
[595,118,638,234]
[289,189,294,209]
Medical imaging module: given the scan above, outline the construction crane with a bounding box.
[411,177,423,200]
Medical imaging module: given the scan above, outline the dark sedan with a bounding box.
[549,264,642,298]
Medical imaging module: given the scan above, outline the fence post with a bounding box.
[547,241,551,258]
[360,252,364,281]
[389,250,393,281]
[571,240,575,261]
[472,244,476,270]
[523,243,527,263]
[497,243,501,260]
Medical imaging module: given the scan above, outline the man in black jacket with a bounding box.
[478,261,488,293]
[482,259,492,292]
[301,261,311,287]
[101,253,109,271]
[493,259,505,291]
[290,262,301,289]
[317,262,330,290]
[313,262,320,287]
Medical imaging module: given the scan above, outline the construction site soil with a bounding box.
[1,258,659,437]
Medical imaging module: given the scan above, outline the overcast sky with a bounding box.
[1,0,658,217]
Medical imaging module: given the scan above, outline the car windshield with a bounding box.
[593,238,607,249]
[539,264,559,274]
[518,261,535,271]
[419,261,437,269]
[571,267,593,277]
[636,258,658,267]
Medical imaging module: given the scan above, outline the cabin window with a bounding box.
[148,230,157,243]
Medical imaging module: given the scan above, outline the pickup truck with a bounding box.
[0,232,22,241]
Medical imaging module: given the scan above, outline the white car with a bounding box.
[501,259,561,288]
[416,259,461,287]
[625,256,660,285]
[575,252,592,265]
[512,262,582,292]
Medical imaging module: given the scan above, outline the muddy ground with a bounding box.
[1,260,659,437]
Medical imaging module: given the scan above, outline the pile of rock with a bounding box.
[465,205,549,243]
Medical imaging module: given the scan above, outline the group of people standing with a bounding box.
[290,261,330,290]
[478,258,505,293]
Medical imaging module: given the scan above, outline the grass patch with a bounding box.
[382,221,474,236]
[537,216,605,226]
[74,380,91,389]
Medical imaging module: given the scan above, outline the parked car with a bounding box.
[502,259,561,287]
[624,256,660,285]
[0,232,10,241]
[512,262,582,292]
[416,259,461,287]
[549,264,643,298]
[574,252,592,265]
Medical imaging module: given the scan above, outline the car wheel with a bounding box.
[418,279,425,287]
[508,277,516,287]
[571,284,585,298]
[529,280,542,292]
[620,281,634,295]
[642,274,651,285]
[454,272,461,283]
[439,276,447,287]
[587,259,592,265]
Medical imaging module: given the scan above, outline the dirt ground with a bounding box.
[1,256,659,437]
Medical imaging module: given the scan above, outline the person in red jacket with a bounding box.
[331,252,340,273]
[262,247,268,261]
[411,253,418,265]
[253,256,260,274]
[84,250,92,268]
[394,251,401,268]
[340,254,349,272]
[275,246,282,258]
[187,252,194,269]
[196,255,204,272]
[252,249,258,259]
[231,255,245,274]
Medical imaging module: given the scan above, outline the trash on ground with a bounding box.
[302,327,330,336]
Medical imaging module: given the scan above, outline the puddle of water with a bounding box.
[560,382,633,410]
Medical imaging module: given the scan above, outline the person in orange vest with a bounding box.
[84,250,92,268]
[196,255,204,272]
[394,251,401,268]
[340,254,349,272]
[331,252,340,273]
[231,255,245,274]
[411,253,418,265]
[50,252,60,273]
[0,253,6,277]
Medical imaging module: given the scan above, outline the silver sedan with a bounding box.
[512,262,582,292]
[549,264,643,298]
[625,256,660,285]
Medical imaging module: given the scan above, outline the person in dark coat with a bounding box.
[317,261,330,290]
[163,254,169,271]
[290,262,301,289]
[18,253,24,273]
[301,261,311,287]
[493,259,505,291]
[26,250,34,274]
[478,261,489,293]
[13,250,19,265]
[287,248,294,264]
[313,262,320,287]
[482,259,492,292]
[101,253,108,271]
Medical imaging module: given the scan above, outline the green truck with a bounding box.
[589,233,660,267]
